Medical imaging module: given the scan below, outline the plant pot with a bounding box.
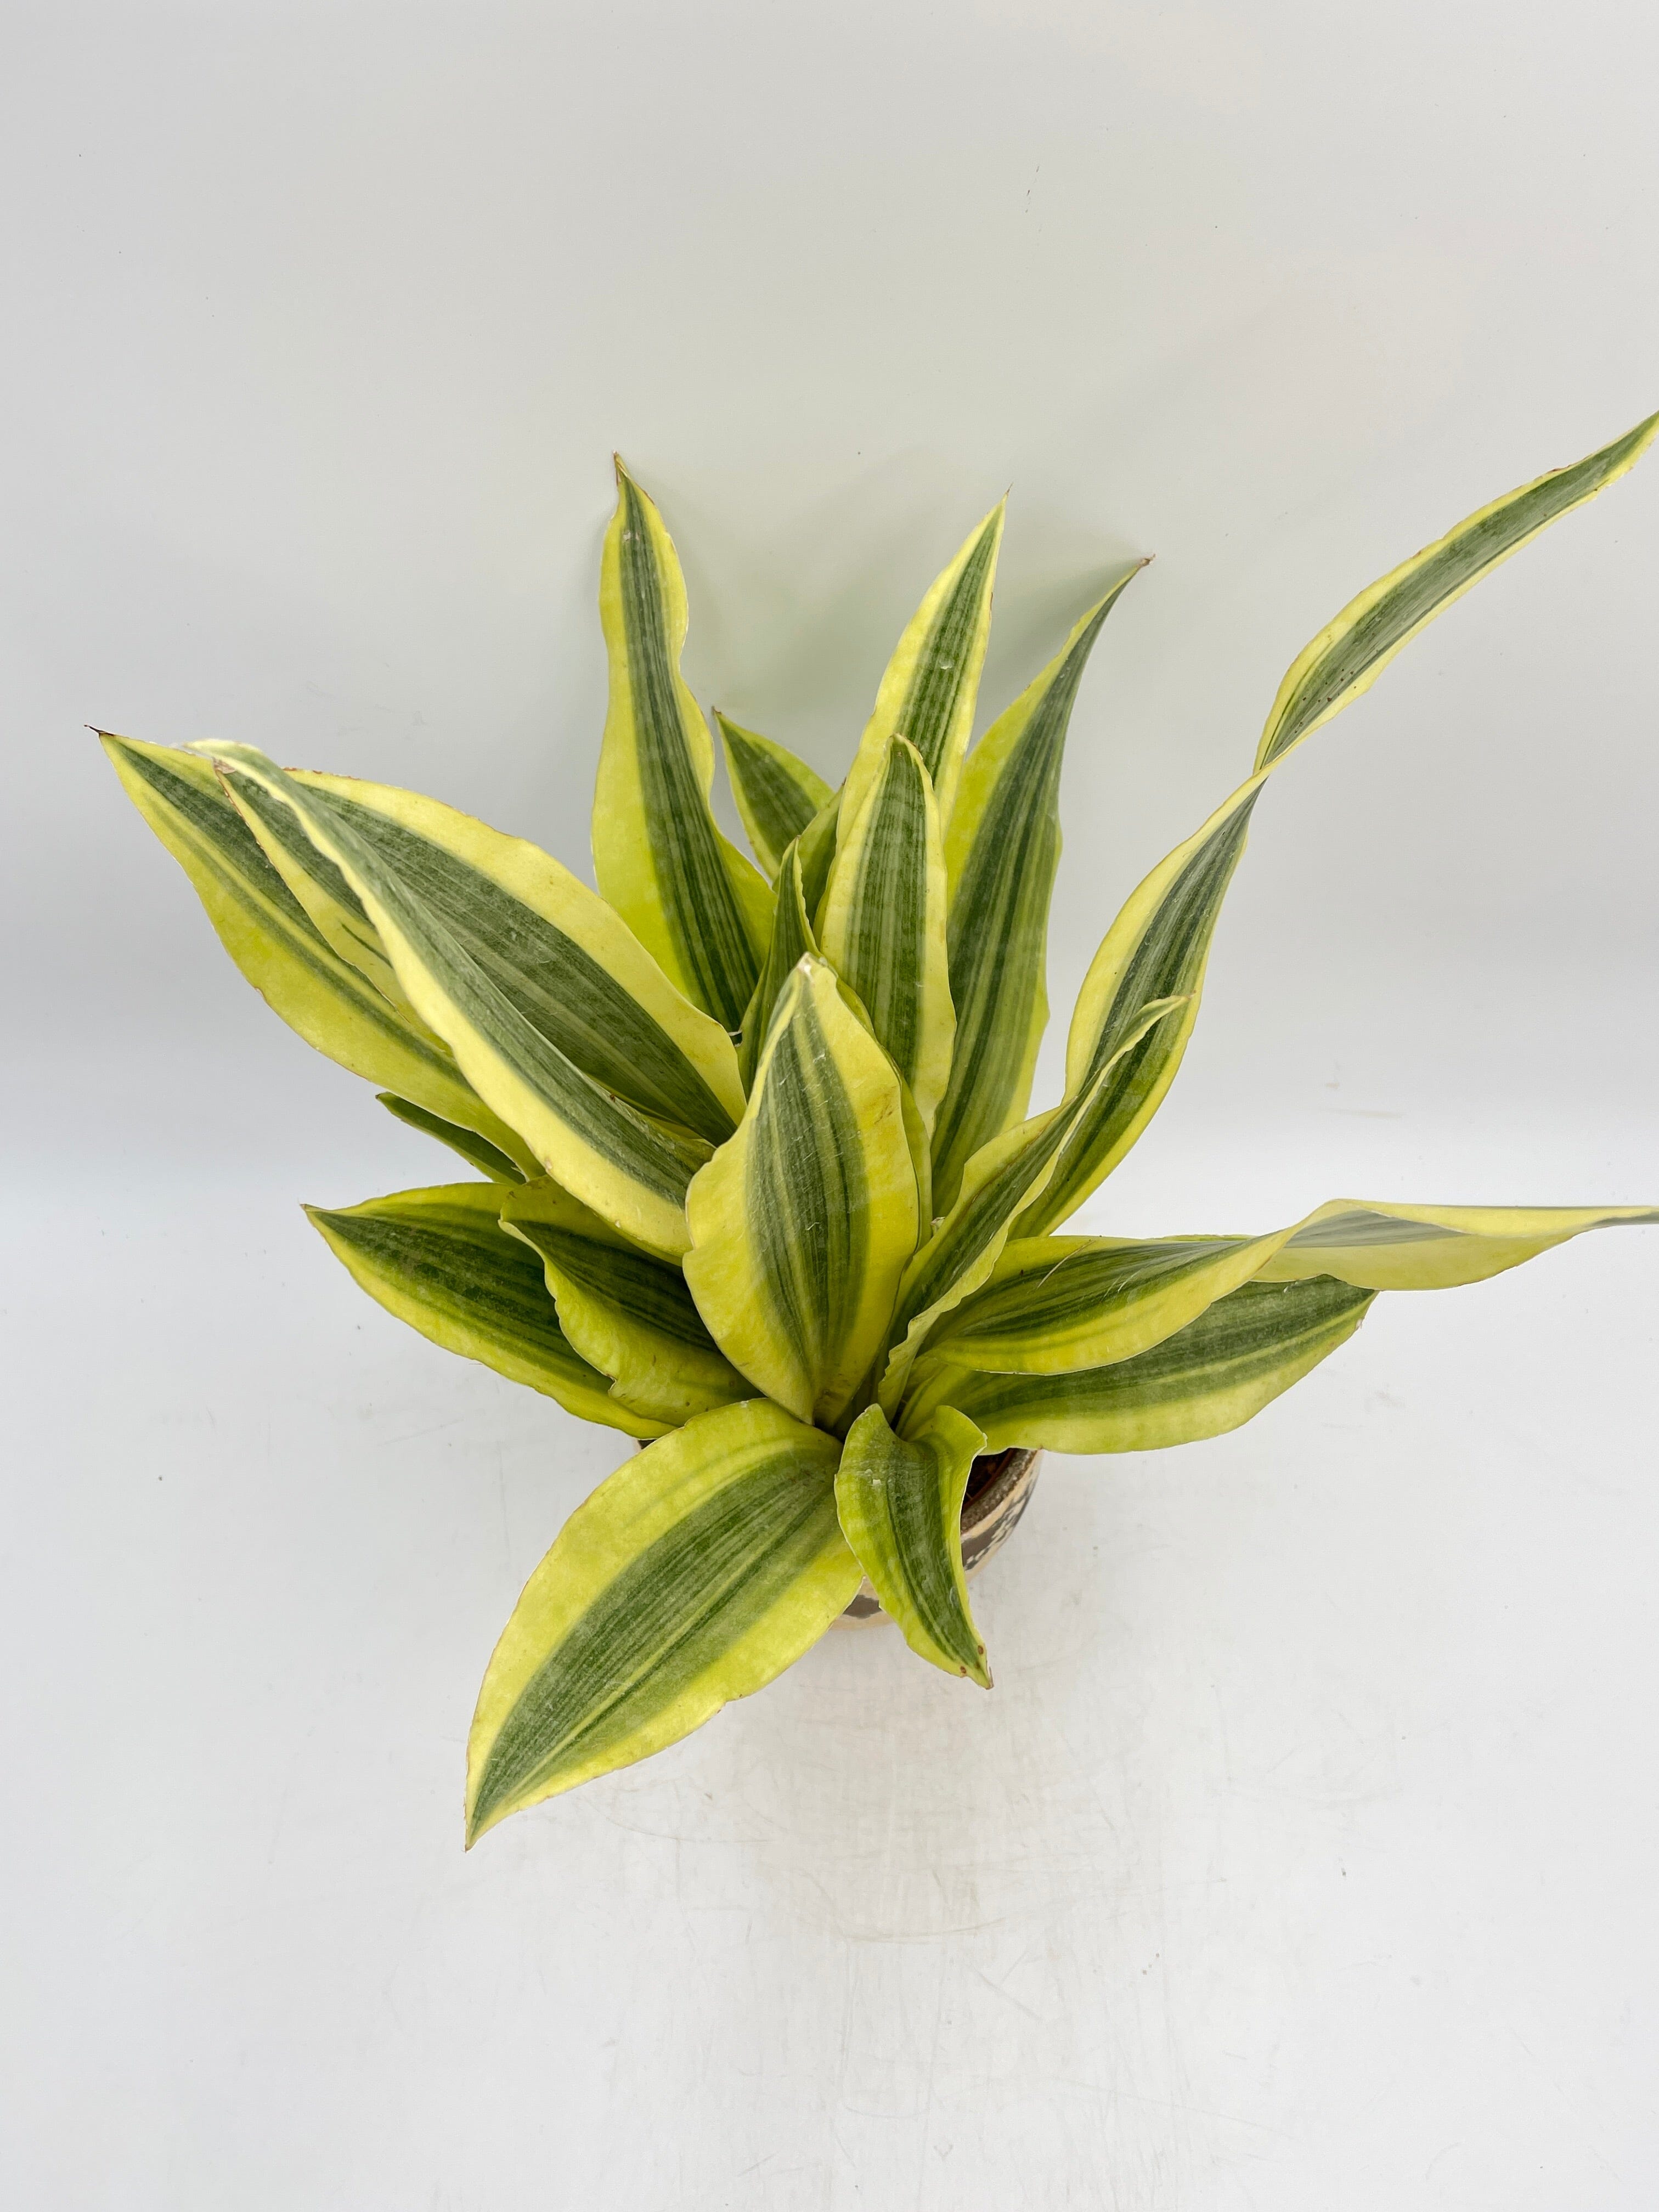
[832,1446,1042,1627]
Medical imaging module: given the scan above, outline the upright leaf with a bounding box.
[99,735,533,1169]
[593,465,773,1028]
[904,1277,1375,1453]
[683,957,921,1429]
[820,735,955,1133]
[307,1182,663,1437]
[875,996,1190,1413]
[840,501,1005,830]
[932,570,1144,1209]
[466,1400,861,1837]
[737,842,819,1094]
[715,712,833,879]
[501,1178,750,1426]
[836,1404,990,1685]
[1022,410,1659,1239]
[204,745,713,1259]
[1257,411,1659,769]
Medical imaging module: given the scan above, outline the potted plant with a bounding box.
[103,415,1657,1845]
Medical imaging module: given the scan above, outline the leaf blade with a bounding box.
[466,1400,860,1837]
[716,712,833,879]
[836,1404,990,1685]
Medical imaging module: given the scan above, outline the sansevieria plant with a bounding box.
[103,416,1657,1843]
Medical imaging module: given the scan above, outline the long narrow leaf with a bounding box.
[466,1400,860,1837]
[836,1404,990,1685]
[593,466,773,1028]
[377,1094,528,1184]
[932,570,1144,1209]
[307,1182,662,1437]
[203,744,716,1258]
[736,842,819,1093]
[715,711,833,879]
[684,957,921,1428]
[820,735,955,1133]
[1023,411,1659,1238]
[840,501,1005,830]
[100,735,533,1167]
[501,1179,750,1426]
[905,1276,1375,1452]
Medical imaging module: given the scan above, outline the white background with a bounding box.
[4,3,1657,2205]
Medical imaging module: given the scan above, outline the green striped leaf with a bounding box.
[100,734,533,1168]
[836,1404,990,1685]
[593,466,773,1029]
[203,745,725,1259]
[876,996,1190,1414]
[715,711,833,880]
[466,1400,861,1836]
[840,501,1005,831]
[684,957,921,1429]
[820,735,955,1134]
[737,842,819,1094]
[307,1181,663,1437]
[500,1178,750,1426]
[931,1199,1658,1380]
[906,1276,1375,1454]
[1022,412,1659,1241]
[932,569,1144,1210]
[377,1094,527,1184]
[796,794,840,929]
[1256,411,1659,770]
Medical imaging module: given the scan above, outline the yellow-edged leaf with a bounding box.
[715,711,833,880]
[933,569,1144,1209]
[737,841,819,1094]
[466,1400,860,1837]
[500,1178,749,1426]
[593,466,773,1028]
[836,1404,990,1685]
[840,500,1005,830]
[683,957,921,1429]
[376,1094,528,1184]
[820,734,955,1134]
[306,1181,663,1437]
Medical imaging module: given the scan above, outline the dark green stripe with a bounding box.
[1262,416,1657,766]
[738,844,816,1092]
[377,1094,526,1183]
[836,741,933,1088]
[898,516,999,781]
[747,988,868,1391]
[719,717,824,865]
[123,748,459,1080]
[619,480,760,1029]
[878,1437,980,1674]
[944,1277,1373,1435]
[234,772,735,1147]
[1024,794,1257,1234]
[514,1223,723,1354]
[471,1451,839,1826]
[934,1237,1248,1361]
[932,595,1120,1205]
[313,1203,606,1391]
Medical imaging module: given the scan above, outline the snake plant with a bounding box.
[103,416,1657,1843]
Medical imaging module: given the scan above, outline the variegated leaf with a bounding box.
[716,711,833,880]
[501,1178,749,1426]
[737,842,819,1094]
[99,734,533,1168]
[307,1181,663,1437]
[820,735,955,1134]
[593,466,773,1029]
[932,569,1144,1210]
[684,957,921,1429]
[466,1400,860,1836]
[836,1404,990,1685]
[377,1093,528,1184]
[840,500,1005,831]
[202,745,726,1258]
[1256,410,1659,770]
[876,996,1190,1414]
[1023,411,1659,1240]
[906,1276,1375,1453]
